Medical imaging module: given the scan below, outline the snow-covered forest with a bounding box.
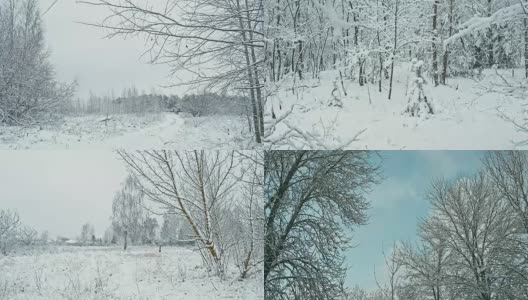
[0,150,263,299]
[264,150,528,300]
[0,0,263,149]
[2,0,528,148]
[263,0,528,149]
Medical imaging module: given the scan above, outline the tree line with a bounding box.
[264,0,527,101]
[65,89,249,117]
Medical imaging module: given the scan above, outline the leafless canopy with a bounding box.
[80,0,266,142]
[0,209,20,255]
[264,150,381,300]
[117,150,264,278]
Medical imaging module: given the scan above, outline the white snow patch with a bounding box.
[0,246,263,299]
[265,66,527,149]
[0,113,253,149]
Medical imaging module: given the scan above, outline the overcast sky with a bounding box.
[39,0,187,99]
[344,151,485,290]
[0,151,127,239]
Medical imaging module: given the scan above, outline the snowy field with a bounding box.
[266,66,528,150]
[0,246,263,300]
[0,113,251,150]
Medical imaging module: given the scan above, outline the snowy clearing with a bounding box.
[0,246,263,300]
[0,113,252,150]
[266,67,528,150]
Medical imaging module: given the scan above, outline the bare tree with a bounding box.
[80,223,95,244]
[0,0,75,125]
[346,286,369,300]
[375,244,402,300]
[431,0,440,87]
[112,175,147,250]
[18,226,38,246]
[425,174,520,300]
[117,150,242,276]
[231,151,264,279]
[0,209,20,255]
[80,0,265,143]
[264,151,381,300]
[398,222,451,300]
[483,151,528,234]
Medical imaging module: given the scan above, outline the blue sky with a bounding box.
[344,151,485,290]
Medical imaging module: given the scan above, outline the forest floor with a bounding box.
[0,113,252,149]
[265,65,528,149]
[0,245,263,300]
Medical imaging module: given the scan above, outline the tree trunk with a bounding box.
[236,0,261,143]
[432,0,439,87]
[441,0,454,85]
[359,60,364,86]
[487,0,494,67]
[124,230,128,250]
[378,31,383,93]
[525,17,528,79]
[244,0,264,138]
[275,0,282,81]
[388,0,399,99]
[297,40,303,80]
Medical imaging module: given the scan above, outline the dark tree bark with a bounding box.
[265,151,380,300]
[124,230,128,250]
[388,0,399,100]
[432,0,439,87]
[525,17,528,79]
[441,0,454,85]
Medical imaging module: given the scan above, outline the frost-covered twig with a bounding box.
[444,3,527,47]
[498,108,528,147]
[264,105,366,149]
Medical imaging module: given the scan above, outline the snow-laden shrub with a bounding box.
[405,59,434,118]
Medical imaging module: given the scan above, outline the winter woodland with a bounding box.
[0,0,263,149]
[264,0,528,149]
[0,150,263,299]
[2,0,526,148]
[264,150,528,300]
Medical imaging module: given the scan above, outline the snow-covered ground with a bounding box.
[0,113,252,150]
[0,246,263,300]
[266,66,528,149]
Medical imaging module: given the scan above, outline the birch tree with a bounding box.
[117,150,260,276]
[112,175,147,250]
[231,151,264,279]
